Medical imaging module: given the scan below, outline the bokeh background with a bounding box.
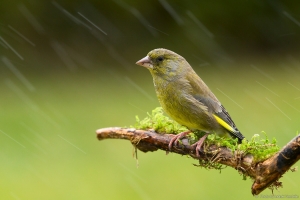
[1,0,300,199]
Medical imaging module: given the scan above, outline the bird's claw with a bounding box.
[191,133,209,157]
[168,131,191,151]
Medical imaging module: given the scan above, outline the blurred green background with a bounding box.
[1,0,300,199]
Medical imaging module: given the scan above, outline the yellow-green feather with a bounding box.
[213,114,235,133]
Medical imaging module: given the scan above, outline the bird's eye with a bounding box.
[156,56,164,62]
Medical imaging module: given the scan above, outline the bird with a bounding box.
[135,48,245,157]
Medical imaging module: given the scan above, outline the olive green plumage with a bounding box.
[136,48,244,142]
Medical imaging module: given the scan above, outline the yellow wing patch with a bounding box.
[213,114,235,133]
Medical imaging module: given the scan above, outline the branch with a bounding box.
[96,127,300,195]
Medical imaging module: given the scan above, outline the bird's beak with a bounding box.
[136,56,153,69]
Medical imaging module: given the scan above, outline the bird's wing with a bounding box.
[213,105,244,140]
[187,74,244,140]
[193,94,244,140]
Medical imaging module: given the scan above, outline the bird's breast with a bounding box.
[153,77,216,132]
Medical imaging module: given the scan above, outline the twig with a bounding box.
[96,127,300,195]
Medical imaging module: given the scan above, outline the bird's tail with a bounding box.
[232,130,245,143]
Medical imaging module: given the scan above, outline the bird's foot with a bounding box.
[191,133,209,157]
[168,130,191,151]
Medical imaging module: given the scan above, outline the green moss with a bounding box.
[132,107,188,134]
[204,132,279,162]
[193,159,226,172]
[132,107,280,163]
[238,132,280,162]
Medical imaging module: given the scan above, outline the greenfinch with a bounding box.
[136,48,245,156]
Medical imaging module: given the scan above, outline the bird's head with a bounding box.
[136,48,188,80]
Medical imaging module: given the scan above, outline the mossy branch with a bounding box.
[96,108,299,195]
[96,127,299,195]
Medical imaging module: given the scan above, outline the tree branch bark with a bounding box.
[96,127,300,195]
